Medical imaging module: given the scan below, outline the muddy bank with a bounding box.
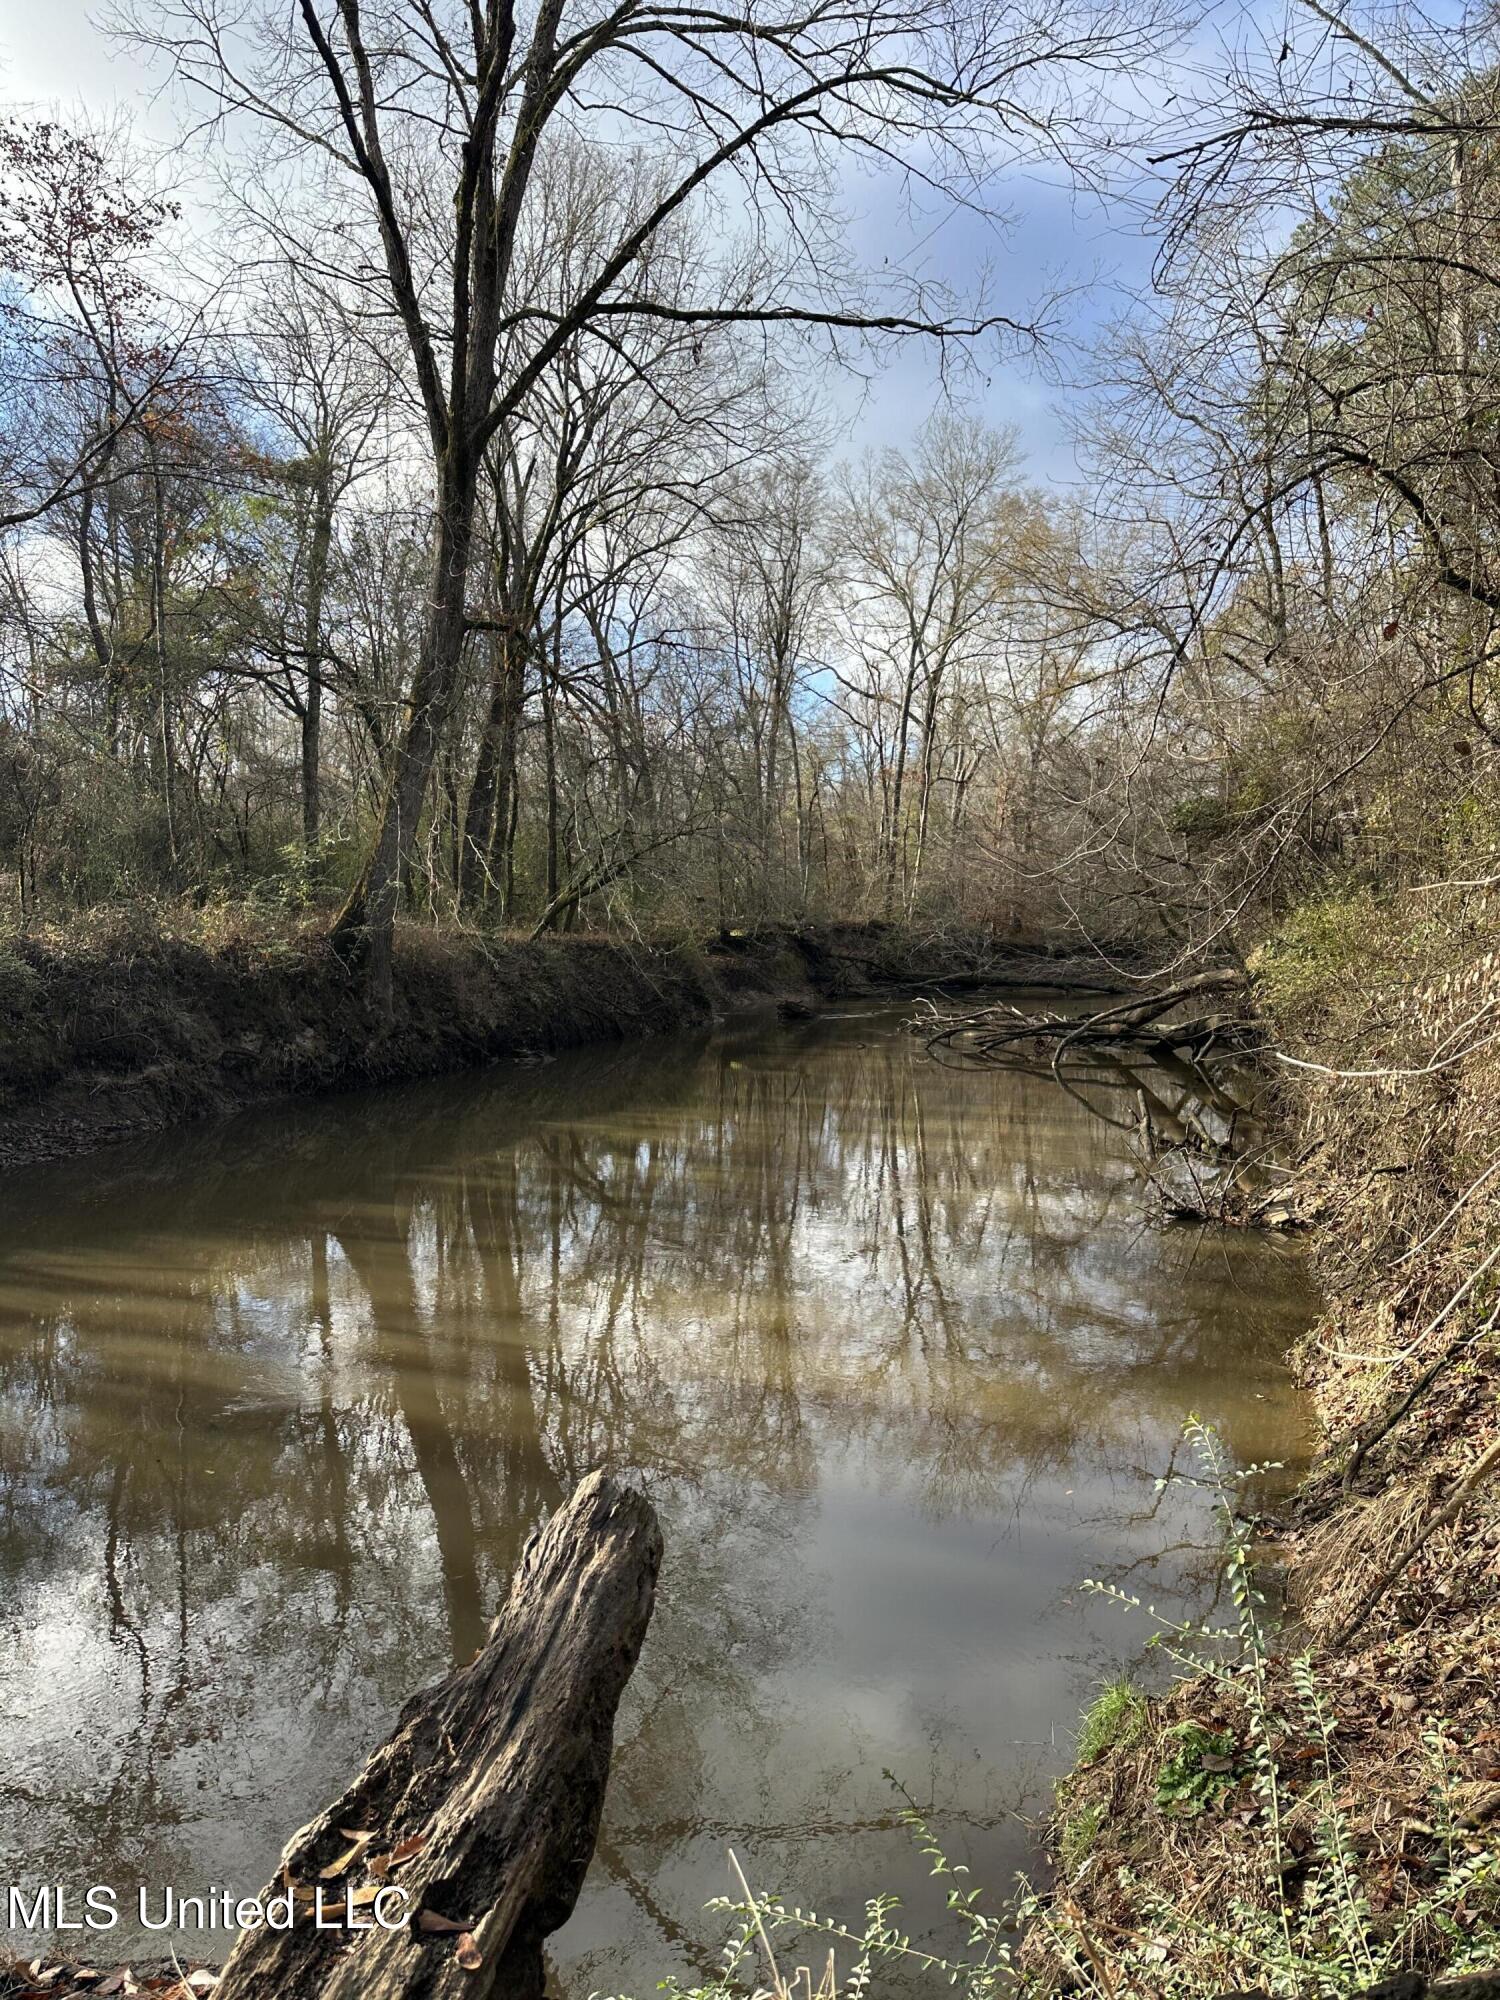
[0,912,1041,1172]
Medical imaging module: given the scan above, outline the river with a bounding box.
[0,1004,1316,1993]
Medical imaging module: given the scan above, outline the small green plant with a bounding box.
[606,1815,1027,2000]
[1076,1678,1146,1764]
[1154,1720,1241,1817]
[1052,1419,1499,1995]
[1057,1802,1107,1875]
[266,830,350,910]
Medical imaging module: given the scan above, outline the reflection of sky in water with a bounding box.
[0,1008,1317,1994]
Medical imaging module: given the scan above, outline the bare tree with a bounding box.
[238,270,392,850]
[117,0,1168,997]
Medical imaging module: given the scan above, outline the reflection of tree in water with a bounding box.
[0,1014,1314,1985]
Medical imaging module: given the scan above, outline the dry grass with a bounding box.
[1029,898,1500,1996]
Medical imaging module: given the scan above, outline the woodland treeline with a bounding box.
[2,0,1498,980]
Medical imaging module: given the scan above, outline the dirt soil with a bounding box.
[0,911,1051,1173]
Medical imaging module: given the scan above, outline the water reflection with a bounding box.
[0,1009,1315,1993]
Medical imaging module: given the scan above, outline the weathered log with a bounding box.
[214,1469,662,2000]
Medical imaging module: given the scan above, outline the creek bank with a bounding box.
[1031,928,1500,1996]
[0,911,1099,1172]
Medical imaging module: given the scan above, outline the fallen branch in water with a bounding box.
[916,967,1254,1072]
[912,968,1299,1228]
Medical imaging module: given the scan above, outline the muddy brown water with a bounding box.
[0,1005,1317,1993]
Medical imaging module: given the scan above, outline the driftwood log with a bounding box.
[214,1469,662,2000]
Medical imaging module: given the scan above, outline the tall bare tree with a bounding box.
[119,0,1167,996]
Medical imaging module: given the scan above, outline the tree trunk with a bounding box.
[213,1469,661,2000]
[884,651,921,917]
[542,657,560,912]
[332,455,476,1000]
[460,627,526,908]
[148,450,179,885]
[301,478,334,850]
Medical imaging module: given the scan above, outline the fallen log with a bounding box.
[213,1469,662,2000]
[917,967,1254,1069]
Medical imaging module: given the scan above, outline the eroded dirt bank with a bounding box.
[0,912,1044,1172]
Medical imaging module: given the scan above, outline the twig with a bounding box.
[1331,1429,1500,1649]
[1342,1298,1500,1490]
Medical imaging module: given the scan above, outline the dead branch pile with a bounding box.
[918,967,1254,1074]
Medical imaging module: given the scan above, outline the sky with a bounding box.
[0,1,1187,492]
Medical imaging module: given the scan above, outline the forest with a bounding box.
[0,0,1487,974]
[1,0,1499,1998]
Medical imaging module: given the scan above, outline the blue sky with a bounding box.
[838,163,1161,482]
[0,1,1192,492]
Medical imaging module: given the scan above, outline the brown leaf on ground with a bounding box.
[454,1935,483,1973]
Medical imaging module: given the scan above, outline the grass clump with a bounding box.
[1057,1802,1107,1877]
[1076,1678,1145,1765]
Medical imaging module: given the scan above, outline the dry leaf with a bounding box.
[390,1833,428,1865]
[416,1910,466,1936]
[321,1831,377,1880]
[454,1933,483,1973]
[347,1886,384,1910]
